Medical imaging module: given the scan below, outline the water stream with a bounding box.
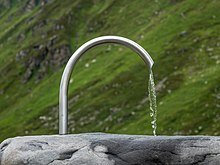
[148,70,157,136]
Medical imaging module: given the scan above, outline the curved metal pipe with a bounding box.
[59,36,154,134]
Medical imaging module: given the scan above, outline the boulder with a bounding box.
[0,133,220,165]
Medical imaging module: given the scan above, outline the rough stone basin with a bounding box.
[0,133,220,164]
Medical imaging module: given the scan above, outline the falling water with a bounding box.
[148,70,157,136]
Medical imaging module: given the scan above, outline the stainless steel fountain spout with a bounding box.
[59,36,154,134]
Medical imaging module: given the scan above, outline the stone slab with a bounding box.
[0,133,220,165]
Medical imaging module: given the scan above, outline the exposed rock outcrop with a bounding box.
[25,0,48,11]
[16,34,71,83]
[0,133,220,165]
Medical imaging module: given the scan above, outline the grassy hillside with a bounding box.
[0,0,219,141]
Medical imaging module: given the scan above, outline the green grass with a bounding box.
[0,0,219,142]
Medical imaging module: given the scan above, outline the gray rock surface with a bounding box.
[0,133,220,165]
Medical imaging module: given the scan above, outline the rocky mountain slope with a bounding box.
[0,0,219,141]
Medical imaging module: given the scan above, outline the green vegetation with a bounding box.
[0,0,219,141]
